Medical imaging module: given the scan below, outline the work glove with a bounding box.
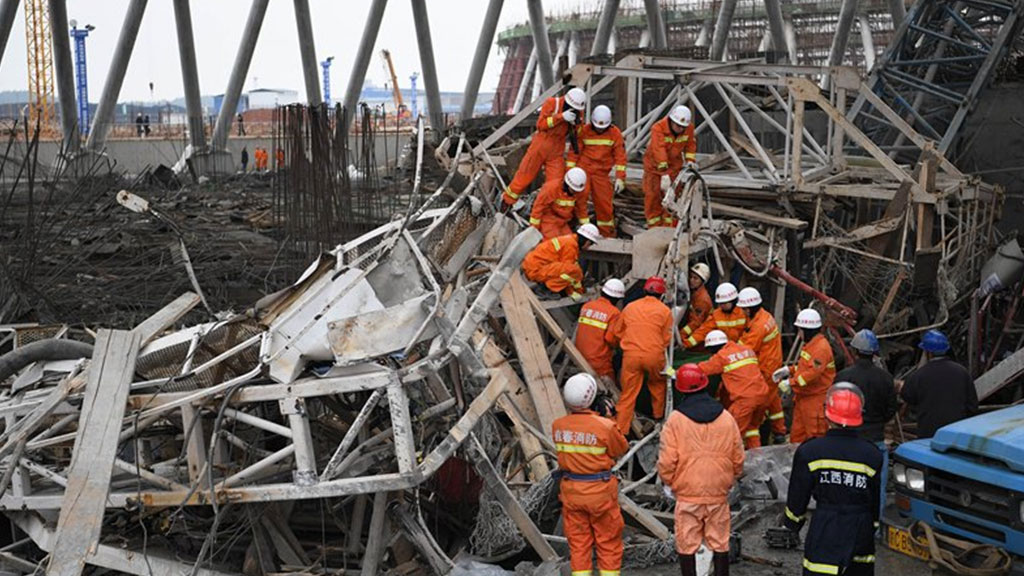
[569,291,583,302]
[660,174,672,192]
[663,364,676,379]
[778,379,792,396]
[592,393,617,418]
[771,366,791,383]
[663,485,675,500]
[613,179,625,194]
[562,110,577,124]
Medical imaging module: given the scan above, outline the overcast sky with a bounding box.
[0,0,610,102]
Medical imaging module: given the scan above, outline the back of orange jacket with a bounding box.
[684,306,747,347]
[553,411,629,504]
[740,308,783,382]
[529,178,589,232]
[698,341,769,400]
[607,295,673,355]
[643,118,697,175]
[657,409,744,503]
[522,234,579,270]
[568,124,628,180]
[576,297,620,377]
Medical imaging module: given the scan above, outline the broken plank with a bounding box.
[709,202,807,230]
[525,287,602,383]
[803,217,902,249]
[976,345,1024,401]
[361,491,391,576]
[618,493,672,540]
[134,292,201,346]
[47,329,142,576]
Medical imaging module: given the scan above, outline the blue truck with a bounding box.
[891,404,1024,556]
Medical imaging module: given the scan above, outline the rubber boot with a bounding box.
[712,552,730,576]
[678,554,697,576]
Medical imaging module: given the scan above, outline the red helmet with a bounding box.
[675,363,709,393]
[644,276,666,295]
[824,382,864,427]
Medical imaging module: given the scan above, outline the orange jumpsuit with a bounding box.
[606,295,673,434]
[553,410,629,576]
[567,124,627,237]
[740,308,787,436]
[699,341,771,448]
[790,334,836,443]
[683,306,747,348]
[502,96,572,206]
[576,296,621,379]
[681,285,713,342]
[521,234,584,298]
[528,178,589,240]
[642,118,696,228]
[657,406,744,554]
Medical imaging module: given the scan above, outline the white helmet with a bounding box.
[565,167,587,192]
[690,263,711,284]
[669,105,692,127]
[592,105,612,129]
[565,87,587,111]
[563,373,598,411]
[577,223,601,243]
[737,287,762,308]
[705,330,728,348]
[714,282,738,304]
[795,308,823,329]
[602,278,626,299]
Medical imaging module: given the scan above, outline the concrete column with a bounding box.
[0,0,19,70]
[211,0,269,151]
[784,17,798,63]
[526,0,554,88]
[173,0,206,150]
[643,0,668,49]
[461,0,503,120]
[763,0,789,60]
[342,0,388,133]
[568,30,579,67]
[590,0,620,56]
[695,18,712,47]
[513,45,537,113]
[293,0,321,105]
[827,0,860,68]
[608,27,617,53]
[410,0,444,139]
[889,0,906,27]
[48,0,79,152]
[859,14,876,70]
[710,0,737,61]
[85,0,148,152]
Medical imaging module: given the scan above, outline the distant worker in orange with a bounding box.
[576,278,626,384]
[773,309,836,443]
[698,330,771,448]
[643,105,697,228]
[737,287,788,444]
[553,373,629,576]
[683,282,746,348]
[606,276,674,434]
[521,224,602,302]
[680,263,713,344]
[567,105,627,237]
[658,364,743,576]
[529,167,591,239]
[275,147,285,169]
[501,87,587,208]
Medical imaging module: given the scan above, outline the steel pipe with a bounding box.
[460,0,503,120]
[211,0,269,151]
[85,0,148,153]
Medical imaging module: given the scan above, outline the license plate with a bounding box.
[886,525,930,561]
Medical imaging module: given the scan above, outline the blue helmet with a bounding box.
[918,329,950,355]
[850,329,880,354]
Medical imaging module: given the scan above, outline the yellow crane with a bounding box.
[23,0,56,134]
[379,49,407,118]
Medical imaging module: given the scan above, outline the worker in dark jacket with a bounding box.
[836,330,896,443]
[785,383,882,575]
[899,329,978,439]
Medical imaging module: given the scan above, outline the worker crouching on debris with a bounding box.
[658,364,744,576]
[522,224,602,301]
[606,276,674,434]
[680,263,712,343]
[567,105,627,237]
[502,87,587,208]
[576,278,625,384]
[698,330,771,448]
[682,282,746,348]
[529,167,591,240]
[737,287,788,443]
[773,309,836,443]
[643,105,696,228]
[553,373,629,576]
[784,383,882,576]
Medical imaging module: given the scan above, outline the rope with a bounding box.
[910,521,1012,576]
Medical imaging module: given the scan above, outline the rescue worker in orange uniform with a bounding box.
[606,276,674,434]
[576,278,625,384]
[698,330,772,448]
[522,223,602,301]
[737,287,788,443]
[529,167,591,240]
[642,105,697,228]
[566,105,627,237]
[658,364,744,576]
[680,263,713,343]
[502,87,587,207]
[683,282,747,347]
[553,373,629,576]
[773,309,836,443]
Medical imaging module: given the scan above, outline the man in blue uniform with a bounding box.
[784,382,883,575]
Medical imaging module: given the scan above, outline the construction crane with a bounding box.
[23,0,57,134]
[379,49,407,118]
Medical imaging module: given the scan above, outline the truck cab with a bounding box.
[892,405,1024,556]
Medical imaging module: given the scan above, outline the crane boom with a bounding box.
[380,49,404,113]
[24,0,56,133]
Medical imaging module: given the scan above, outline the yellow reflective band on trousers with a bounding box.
[551,238,562,251]
[807,459,877,477]
[764,328,779,342]
[560,274,582,289]
[769,411,785,420]
[682,325,694,335]
[802,559,839,574]
[504,186,519,200]
[852,555,876,563]
[685,336,697,346]
[529,218,541,226]
[685,153,697,159]
[724,357,758,372]
[614,164,626,171]
[597,220,615,227]
[566,161,577,168]
[547,117,555,128]
[555,199,576,207]
[579,218,591,225]
[556,443,608,454]
[785,507,805,522]
[647,216,662,225]
[583,138,615,146]
[572,571,592,576]
[744,429,761,438]
[599,571,621,576]
[579,317,609,330]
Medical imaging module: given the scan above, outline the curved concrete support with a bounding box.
[461,0,504,120]
[212,0,269,151]
[591,0,620,56]
[526,0,554,88]
[644,0,668,49]
[410,0,444,139]
[342,0,388,133]
[48,0,79,153]
[763,0,790,60]
[85,0,148,153]
[827,0,860,68]
[0,0,20,73]
[710,0,737,61]
[293,0,321,105]
[173,0,206,150]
